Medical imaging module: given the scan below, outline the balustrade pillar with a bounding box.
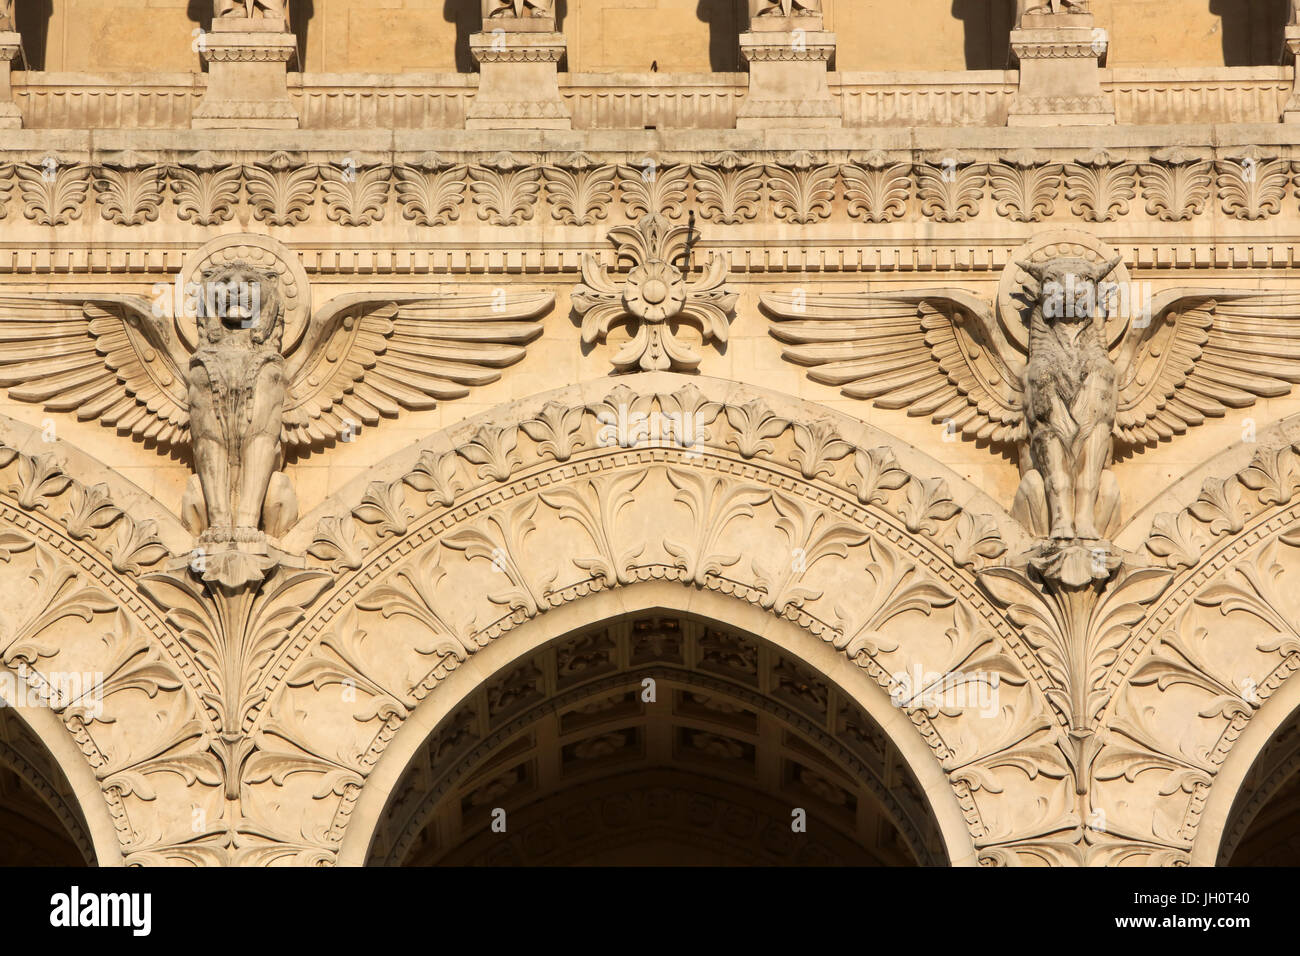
[737,0,840,129]
[466,0,571,130]
[0,1,21,129]
[1284,2,1300,122]
[192,2,299,130]
[1007,1,1114,127]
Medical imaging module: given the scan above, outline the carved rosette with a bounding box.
[573,215,737,373]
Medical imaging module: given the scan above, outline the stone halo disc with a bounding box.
[997,229,1132,354]
[176,234,311,353]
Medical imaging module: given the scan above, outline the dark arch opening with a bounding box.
[365,611,949,866]
[1221,699,1300,865]
[0,707,95,866]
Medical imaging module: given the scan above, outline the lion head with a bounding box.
[195,261,284,350]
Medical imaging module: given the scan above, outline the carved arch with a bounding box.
[1099,422,1300,865]
[236,373,1092,867]
[0,689,107,865]
[13,374,1296,867]
[0,413,206,867]
[341,588,971,866]
[1198,691,1300,865]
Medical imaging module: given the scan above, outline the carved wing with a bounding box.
[1113,290,1300,446]
[0,295,190,446]
[282,290,554,448]
[762,290,1027,444]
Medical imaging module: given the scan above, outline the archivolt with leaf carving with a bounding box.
[253,375,1104,867]
[0,431,206,867]
[1098,436,1300,863]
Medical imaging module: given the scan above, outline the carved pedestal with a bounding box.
[1284,25,1300,123]
[466,18,571,130]
[1007,13,1114,127]
[192,18,299,130]
[0,32,23,129]
[737,17,841,129]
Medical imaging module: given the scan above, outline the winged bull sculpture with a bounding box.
[763,260,1300,587]
[0,264,553,588]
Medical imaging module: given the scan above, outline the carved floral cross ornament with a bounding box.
[573,214,738,373]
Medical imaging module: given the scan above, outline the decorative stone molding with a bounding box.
[1069,434,1300,863]
[290,372,1300,868]
[6,2,1300,875]
[3,69,1299,131]
[282,376,1061,866]
[192,18,299,130]
[0,432,206,867]
[762,225,1300,808]
[10,359,1300,864]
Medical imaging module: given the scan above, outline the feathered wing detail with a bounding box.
[282,290,553,449]
[762,290,1027,444]
[1113,290,1300,446]
[0,295,190,446]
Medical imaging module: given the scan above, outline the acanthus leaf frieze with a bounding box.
[0,148,1294,240]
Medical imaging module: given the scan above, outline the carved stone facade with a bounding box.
[1,3,1300,869]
